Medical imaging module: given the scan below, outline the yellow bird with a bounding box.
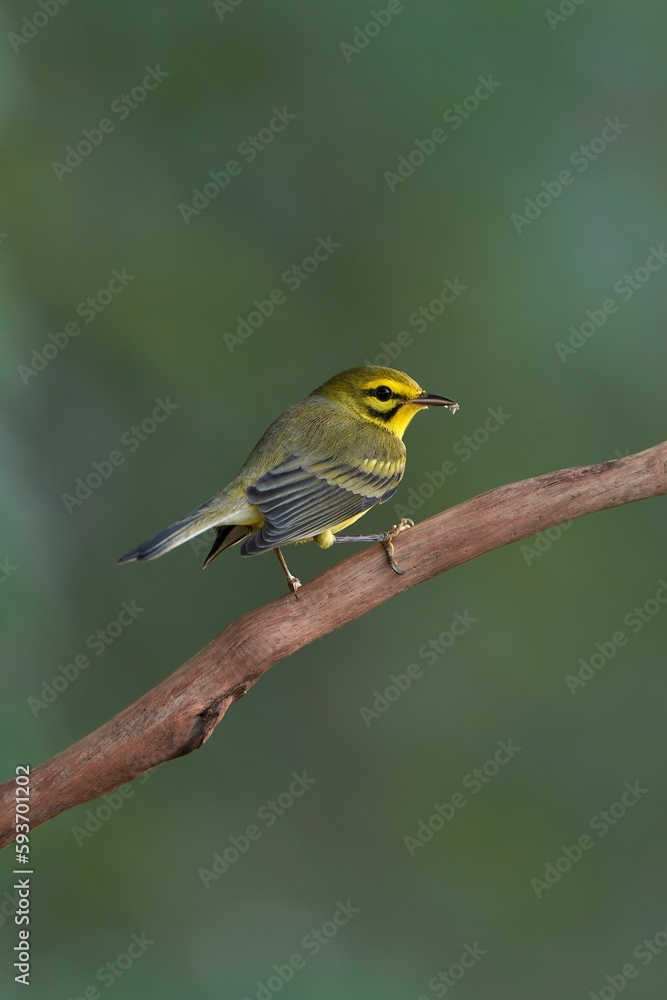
[118,366,458,594]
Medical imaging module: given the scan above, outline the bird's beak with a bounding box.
[415,391,459,412]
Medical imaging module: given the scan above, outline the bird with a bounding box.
[118,366,458,595]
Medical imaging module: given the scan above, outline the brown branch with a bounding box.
[2,441,666,849]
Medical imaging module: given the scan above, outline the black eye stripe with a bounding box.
[366,402,402,422]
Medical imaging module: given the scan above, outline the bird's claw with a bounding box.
[382,538,404,575]
[380,518,414,575]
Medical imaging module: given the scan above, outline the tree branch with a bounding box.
[2,441,666,849]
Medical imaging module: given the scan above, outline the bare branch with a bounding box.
[1,440,665,849]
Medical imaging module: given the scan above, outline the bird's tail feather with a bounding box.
[118,497,230,563]
[202,524,252,568]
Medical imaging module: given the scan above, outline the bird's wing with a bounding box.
[241,452,404,554]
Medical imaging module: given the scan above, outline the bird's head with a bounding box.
[312,365,458,439]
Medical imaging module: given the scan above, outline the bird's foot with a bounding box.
[274,546,302,599]
[380,518,414,575]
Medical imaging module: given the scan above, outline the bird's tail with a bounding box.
[118,496,232,563]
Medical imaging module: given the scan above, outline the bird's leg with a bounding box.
[274,546,301,598]
[333,518,415,575]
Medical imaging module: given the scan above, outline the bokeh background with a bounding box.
[1,0,666,997]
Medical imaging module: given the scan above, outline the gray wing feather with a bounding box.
[241,454,400,555]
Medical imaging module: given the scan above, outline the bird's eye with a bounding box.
[373,385,393,401]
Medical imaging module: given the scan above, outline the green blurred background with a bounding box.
[1,0,666,996]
